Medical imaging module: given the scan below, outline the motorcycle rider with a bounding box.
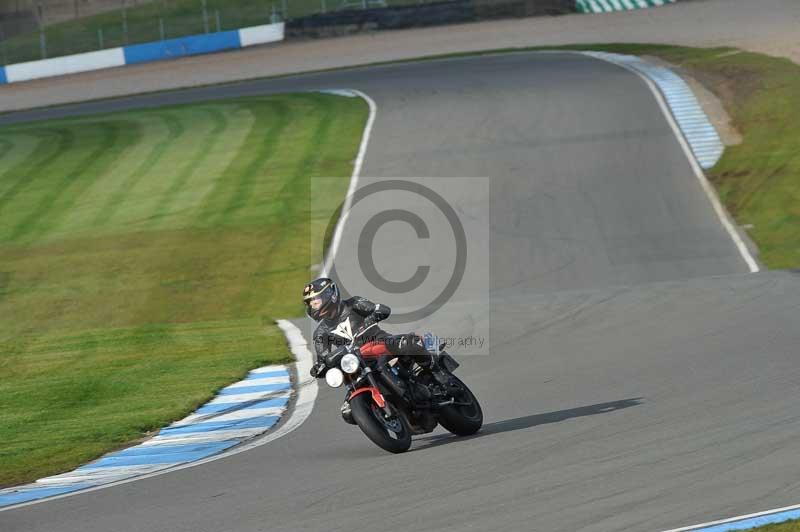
[303,277,432,380]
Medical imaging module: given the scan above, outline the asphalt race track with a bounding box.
[4,52,800,532]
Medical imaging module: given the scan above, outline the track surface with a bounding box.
[4,53,800,532]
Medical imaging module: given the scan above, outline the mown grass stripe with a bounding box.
[0,138,13,161]
[283,96,336,218]
[8,122,126,243]
[0,135,42,200]
[0,93,366,488]
[166,105,255,228]
[147,107,228,229]
[93,113,184,228]
[195,100,289,225]
[0,136,27,198]
[0,129,74,218]
[26,121,141,243]
[232,96,340,314]
[218,101,290,224]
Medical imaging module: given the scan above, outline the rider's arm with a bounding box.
[350,297,391,322]
[313,337,324,360]
[310,331,329,378]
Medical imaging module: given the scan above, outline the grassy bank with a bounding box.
[0,92,368,487]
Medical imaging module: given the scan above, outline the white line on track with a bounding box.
[661,502,800,531]
[321,89,378,277]
[580,52,760,274]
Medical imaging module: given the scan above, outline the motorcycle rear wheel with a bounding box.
[438,375,483,436]
[350,394,412,453]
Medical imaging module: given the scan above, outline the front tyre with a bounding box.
[438,375,483,436]
[350,394,412,453]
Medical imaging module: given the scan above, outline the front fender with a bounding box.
[348,386,386,408]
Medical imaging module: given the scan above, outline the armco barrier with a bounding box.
[5,48,126,84]
[0,22,284,85]
[123,30,242,65]
[239,22,286,48]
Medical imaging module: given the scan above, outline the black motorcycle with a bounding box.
[320,336,483,453]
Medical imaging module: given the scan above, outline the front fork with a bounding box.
[364,367,395,417]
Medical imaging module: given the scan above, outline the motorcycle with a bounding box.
[320,334,483,453]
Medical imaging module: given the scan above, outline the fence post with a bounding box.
[122,0,129,45]
[98,27,104,49]
[0,24,7,66]
[215,10,221,33]
[201,0,209,33]
[35,2,47,59]
[281,0,288,20]
[321,0,327,13]
[159,18,165,40]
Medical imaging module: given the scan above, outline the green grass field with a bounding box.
[0,92,368,487]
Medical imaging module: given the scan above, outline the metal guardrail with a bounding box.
[0,0,575,66]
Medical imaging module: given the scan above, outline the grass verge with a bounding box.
[745,518,800,531]
[0,92,368,487]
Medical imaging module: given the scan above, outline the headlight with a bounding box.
[340,353,360,374]
[325,367,344,388]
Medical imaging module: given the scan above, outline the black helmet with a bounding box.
[303,278,341,321]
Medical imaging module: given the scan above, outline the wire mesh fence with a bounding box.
[0,0,287,65]
[0,0,570,65]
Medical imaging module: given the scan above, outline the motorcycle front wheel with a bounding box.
[350,394,412,453]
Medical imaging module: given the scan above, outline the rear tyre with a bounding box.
[438,375,483,436]
[350,394,412,453]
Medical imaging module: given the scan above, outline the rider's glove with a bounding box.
[310,362,327,378]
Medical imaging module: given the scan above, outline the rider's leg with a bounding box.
[385,333,433,368]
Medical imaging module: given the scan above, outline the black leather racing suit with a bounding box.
[312,296,429,368]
